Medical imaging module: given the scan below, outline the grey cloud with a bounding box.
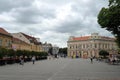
[12,6,55,24]
[26,27,44,35]
[54,16,96,35]
[71,0,108,19]
[54,1,108,35]
[55,18,84,33]
[39,0,74,5]
[0,0,32,13]
[0,0,112,47]
[71,1,103,17]
[0,0,56,24]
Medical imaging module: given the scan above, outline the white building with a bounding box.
[67,33,118,58]
[42,42,52,53]
[52,45,59,55]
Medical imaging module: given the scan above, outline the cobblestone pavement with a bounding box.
[0,58,120,80]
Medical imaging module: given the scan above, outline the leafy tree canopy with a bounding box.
[98,0,120,48]
[99,50,109,58]
[58,47,67,55]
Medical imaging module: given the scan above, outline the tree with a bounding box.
[99,50,109,58]
[98,0,120,48]
[16,50,23,57]
[0,47,8,59]
[7,49,15,57]
[58,47,67,56]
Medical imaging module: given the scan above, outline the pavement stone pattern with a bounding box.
[0,58,120,80]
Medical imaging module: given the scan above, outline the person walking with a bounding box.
[19,56,24,65]
[32,56,36,64]
[90,57,93,63]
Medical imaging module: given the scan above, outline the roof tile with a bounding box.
[0,27,11,36]
[73,36,90,41]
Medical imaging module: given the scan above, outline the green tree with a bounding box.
[41,52,48,57]
[58,47,67,56]
[99,50,109,58]
[98,0,120,48]
[16,50,24,57]
[7,49,15,57]
[0,47,8,59]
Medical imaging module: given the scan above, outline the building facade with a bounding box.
[0,28,12,49]
[67,33,118,58]
[11,32,42,52]
[52,45,59,55]
[42,42,52,53]
[12,37,31,51]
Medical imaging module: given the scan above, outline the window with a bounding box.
[0,39,2,46]
[95,44,97,48]
[76,45,77,49]
[68,45,71,49]
[79,44,81,49]
[6,39,7,42]
[105,44,107,49]
[6,40,11,47]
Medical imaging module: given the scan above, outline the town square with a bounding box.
[0,0,120,80]
[0,58,120,80]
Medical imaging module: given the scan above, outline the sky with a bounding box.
[0,0,113,48]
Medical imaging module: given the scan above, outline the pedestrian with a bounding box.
[21,58,24,65]
[90,57,93,63]
[19,57,24,65]
[32,56,36,64]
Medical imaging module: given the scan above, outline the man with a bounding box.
[90,57,93,63]
[32,56,36,64]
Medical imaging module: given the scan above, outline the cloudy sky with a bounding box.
[0,0,113,47]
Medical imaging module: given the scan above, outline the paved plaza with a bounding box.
[0,58,120,80]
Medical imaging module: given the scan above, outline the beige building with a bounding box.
[0,28,12,49]
[11,32,43,52]
[67,33,118,58]
[12,37,31,51]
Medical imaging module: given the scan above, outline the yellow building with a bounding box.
[0,28,43,52]
[20,33,42,52]
[11,32,43,52]
[12,37,31,51]
[0,28,12,49]
[67,33,118,58]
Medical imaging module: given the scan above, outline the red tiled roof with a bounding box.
[21,32,39,44]
[73,36,90,41]
[21,32,36,40]
[73,36,115,41]
[0,27,11,36]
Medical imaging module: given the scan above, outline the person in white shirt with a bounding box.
[32,56,36,64]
